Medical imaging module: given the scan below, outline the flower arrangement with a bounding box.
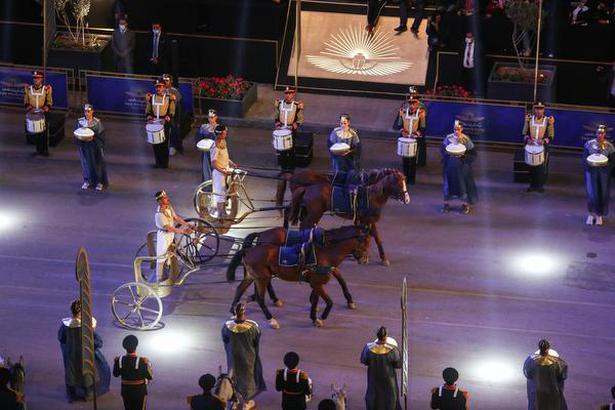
[492,66,554,84]
[425,85,472,98]
[198,75,253,100]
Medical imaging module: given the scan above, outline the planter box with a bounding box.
[487,62,556,103]
[48,35,113,74]
[197,83,257,118]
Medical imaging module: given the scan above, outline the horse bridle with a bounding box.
[215,373,239,403]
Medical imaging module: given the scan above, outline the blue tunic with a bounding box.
[583,138,615,216]
[440,133,478,204]
[328,127,361,172]
[196,123,216,183]
[74,118,108,186]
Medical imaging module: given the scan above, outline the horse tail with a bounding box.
[275,171,293,208]
[226,232,260,282]
[289,186,306,226]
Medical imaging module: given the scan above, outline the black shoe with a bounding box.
[441,204,451,213]
[394,25,408,32]
[410,28,419,38]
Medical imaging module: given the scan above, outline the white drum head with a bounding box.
[446,143,466,156]
[146,123,164,132]
[273,129,292,138]
[330,142,350,155]
[525,144,544,154]
[26,112,44,121]
[74,127,95,140]
[587,153,608,166]
[398,137,416,143]
[197,139,215,152]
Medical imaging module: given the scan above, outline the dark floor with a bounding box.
[1,108,614,410]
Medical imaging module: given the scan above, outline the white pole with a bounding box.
[533,0,543,103]
[294,0,301,89]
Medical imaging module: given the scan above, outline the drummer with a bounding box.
[274,86,304,172]
[522,102,555,193]
[441,120,478,214]
[74,104,108,191]
[327,113,361,172]
[583,125,615,226]
[211,125,237,219]
[162,74,183,156]
[145,78,176,169]
[154,190,193,282]
[394,94,426,184]
[24,70,53,156]
[196,109,219,183]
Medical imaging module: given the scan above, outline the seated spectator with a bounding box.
[485,0,505,18]
[457,0,475,16]
[594,1,612,24]
[427,9,447,49]
[187,374,224,410]
[599,385,615,410]
[570,0,591,26]
[318,398,337,410]
[0,367,24,410]
[430,367,470,410]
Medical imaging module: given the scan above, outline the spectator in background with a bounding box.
[0,367,23,410]
[523,339,568,410]
[395,0,425,38]
[610,63,615,107]
[187,374,224,410]
[599,385,615,410]
[594,1,612,24]
[426,8,447,49]
[112,0,128,26]
[459,30,484,96]
[570,0,591,26]
[147,21,168,75]
[485,0,505,18]
[112,16,135,73]
[457,0,475,17]
[430,367,470,410]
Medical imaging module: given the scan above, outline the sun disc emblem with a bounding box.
[306,25,412,76]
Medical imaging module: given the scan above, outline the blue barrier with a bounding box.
[85,74,193,115]
[0,67,69,109]
[424,100,615,148]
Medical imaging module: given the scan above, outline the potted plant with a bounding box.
[197,75,257,117]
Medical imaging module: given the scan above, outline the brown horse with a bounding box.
[227,225,370,328]
[286,169,410,266]
[227,227,362,310]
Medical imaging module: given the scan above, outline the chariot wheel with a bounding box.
[112,282,163,330]
[135,237,186,283]
[193,180,239,223]
[182,218,220,264]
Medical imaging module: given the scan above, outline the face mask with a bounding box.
[153,29,160,35]
[119,25,126,31]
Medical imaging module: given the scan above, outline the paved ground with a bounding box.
[1,107,615,410]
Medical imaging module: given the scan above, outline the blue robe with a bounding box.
[360,338,402,410]
[328,127,362,172]
[583,138,615,216]
[523,353,568,410]
[58,318,111,400]
[441,133,478,204]
[196,123,216,183]
[74,117,108,186]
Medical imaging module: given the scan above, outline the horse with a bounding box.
[287,169,410,266]
[227,226,364,311]
[330,383,348,410]
[1,355,25,404]
[229,225,370,328]
[213,366,256,410]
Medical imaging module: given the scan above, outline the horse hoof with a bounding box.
[273,299,284,308]
[313,319,324,327]
[269,318,280,329]
[381,259,391,267]
[348,302,357,310]
[359,257,369,265]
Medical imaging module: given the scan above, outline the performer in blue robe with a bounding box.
[328,113,361,172]
[583,125,615,226]
[58,300,110,402]
[360,326,402,410]
[221,303,266,404]
[440,120,478,214]
[523,339,568,410]
[74,104,108,191]
[195,109,218,183]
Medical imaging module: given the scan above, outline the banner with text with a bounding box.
[85,74,194,115]
[424,100,615,148]
[0,67,69,109]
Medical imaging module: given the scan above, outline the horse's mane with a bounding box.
[368,169,403,198]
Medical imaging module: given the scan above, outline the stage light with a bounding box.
[471,359,520,384]
[0,212,19,231]
[509,251,562,277]
[144,329,194,354]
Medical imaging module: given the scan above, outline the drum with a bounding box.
[524,144,545,166]
[587,153,609,167]
[196,138,215,152]
[272,129,293,151]
[25,112,45,134]
[145,122,165,144]
[445,143,467,157]
[329,142,351,156]
[73,127,95,142]
[397,137,417,158]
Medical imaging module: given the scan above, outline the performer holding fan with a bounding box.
[145,78,175,169]
[24,70,53,156]
[74,104,108,191]
[583,125,614,226]
[394,93,426,185]
[522,102,554,193]
[274,86,304,172]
